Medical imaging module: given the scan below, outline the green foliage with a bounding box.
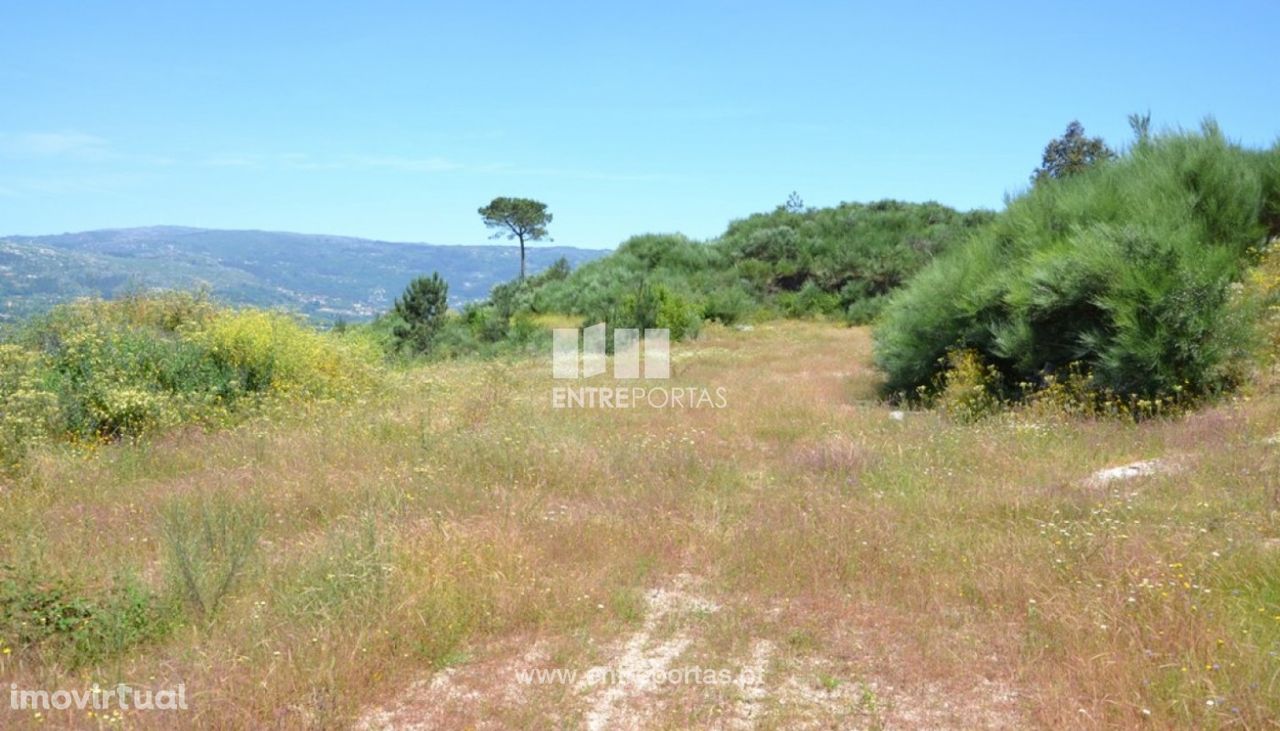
[161,493,264,622]
[531,233,721,323]
[29,294,238,439]
[0,565,174,667]
[375,197,982,361]
[392,273,449,355]
[717,200,994,315]
[459,301,511,344]
[877,122,1280,404]
[198,308,378,399]
[485,256,572,336]
[0,345,58,471]
[701,284,755,325]
[0,293,382,472]
[466,201,984,345]
[625,282,702,341]
[1235,240,1280,385]
[478,197,553,279]
[1033,120,1116,184]
[934,349,1004,423]
[383,263,573,361]
[778,281,838,319]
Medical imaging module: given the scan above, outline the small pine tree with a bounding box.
[542,256,571,281]
[392,273,449,355]
[1032,121,1115,184]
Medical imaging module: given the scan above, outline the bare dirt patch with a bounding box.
[358,574,1027,730]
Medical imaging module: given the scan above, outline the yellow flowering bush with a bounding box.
[84,384,174,440]
[0,294,384,472]
[0,345,57,471]
[64,291,218,333]
[194,309,380,399]
[935,348,1004,422]
[1016,362,1189,420]
[1239,241,1280,384]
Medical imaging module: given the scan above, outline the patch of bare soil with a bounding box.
[358,574,1027,729]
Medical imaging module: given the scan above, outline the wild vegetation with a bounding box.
[366,197,993,364]
[525,199,992,328]
[1,323,1279,728]
[1031,119,1116,185]
[0,292,380,473]
[3,119,1280,729]
[876,122,1280,406]
[390,274,449,355]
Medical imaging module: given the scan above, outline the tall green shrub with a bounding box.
[392,273,449,355]
[876,123,1280,402]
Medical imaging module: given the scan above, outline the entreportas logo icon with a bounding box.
[550,323,726,409]
[553,324,669,380]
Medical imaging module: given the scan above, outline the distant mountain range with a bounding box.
[0,226,609,322]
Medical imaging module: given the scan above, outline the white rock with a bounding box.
[1081,458,1181,489]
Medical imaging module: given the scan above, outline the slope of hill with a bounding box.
[0,226,608,322]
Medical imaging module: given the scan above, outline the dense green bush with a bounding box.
[530,234,722,322]
[450,201,987,345]
[701,284,755,325]
[578,281,702,344]
[875,123,1280,402]
[716,200,994,324]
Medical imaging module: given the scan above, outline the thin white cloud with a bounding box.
[0,133,113,163]
[0,132,174,168]
[0,172,156,195]
[203,155,260,168]
[192,151,665,182]
[345,154,464,172]
[497,165,668,183]
[198,152,469,173]
[13,129,106,156]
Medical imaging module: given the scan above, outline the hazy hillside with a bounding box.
[0,226,608,322]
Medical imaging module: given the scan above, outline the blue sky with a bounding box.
[1,1,1276,249]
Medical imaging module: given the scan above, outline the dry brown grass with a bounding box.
[1,321,1278,729]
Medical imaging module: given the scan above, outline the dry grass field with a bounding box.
[2,322,1278,729]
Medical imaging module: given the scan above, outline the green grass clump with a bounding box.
[876,122,1280,403]
[0,565,175,668]
[161,492,265,623]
